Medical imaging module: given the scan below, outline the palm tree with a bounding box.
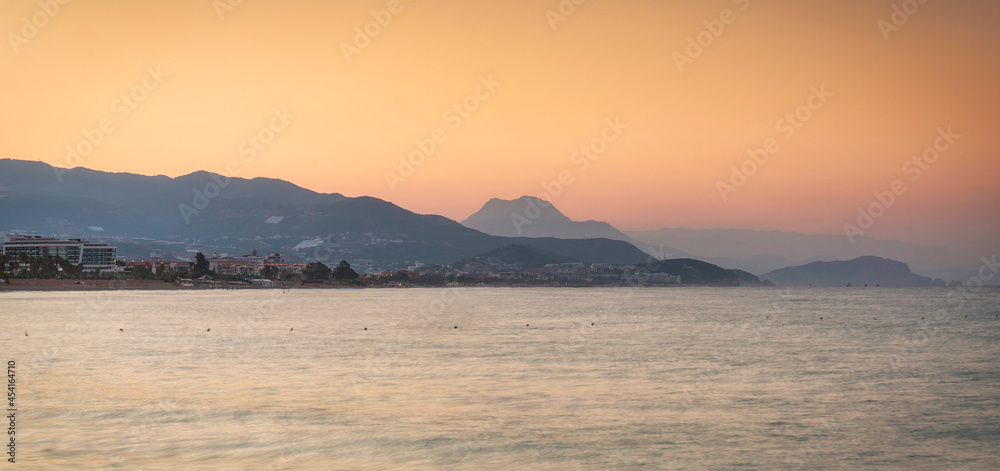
[19,253,31,276]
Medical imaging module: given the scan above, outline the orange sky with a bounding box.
[2,0,998,258]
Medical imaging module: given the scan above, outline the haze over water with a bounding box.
[3,287,999,469]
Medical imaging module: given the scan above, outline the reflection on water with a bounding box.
[2,287,999,470]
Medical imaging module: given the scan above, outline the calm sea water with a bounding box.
[2,287,999,470]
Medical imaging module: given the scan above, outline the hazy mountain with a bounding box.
[463,196,635,242]
[0,158,346,234]
[456,244,578,269]
[0,193,163,236]
[627,227,964,280]
[461,196,693,262]
[761,256,947,287]
[0,159,650,267]
[730,269,769,287]
[642,258,744,286]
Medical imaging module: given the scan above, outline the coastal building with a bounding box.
[124,257,193,274]
[262,252,305,275]
[522,268,554,280]
[414,264,458,277]
[545,263,589,279]
[151,257,194,273]
[2,234,117,271]
[208,252,265,276]
[456,261,495,277]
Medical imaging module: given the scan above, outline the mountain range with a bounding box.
[454,193,966,282]
[0,159,650,269]
[0,159,971,284]
[627,228,965,281]
[761,256,947,287]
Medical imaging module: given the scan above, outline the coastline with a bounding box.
[0,279,426,291]
[0,279,693,291]
[0,279,190,291]
[0,280,976,292]
[0,279,357,291]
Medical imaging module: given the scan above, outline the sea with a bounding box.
[2,287,999,470]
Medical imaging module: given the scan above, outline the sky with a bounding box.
[2,0,998,259]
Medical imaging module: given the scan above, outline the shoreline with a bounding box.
[0,278,712,291]
[0,279,380,291]
[0,279,192,291]
[0,279,975,292]
[0,279,650,291]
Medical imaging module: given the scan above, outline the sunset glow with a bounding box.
[3,0,998,257]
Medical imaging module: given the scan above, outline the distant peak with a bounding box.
[512,195,550,204]
[483,195,552,206]
[469,196,567,221]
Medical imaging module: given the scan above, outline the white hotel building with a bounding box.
[2,234,118,271]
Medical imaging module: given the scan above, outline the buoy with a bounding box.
[119,328,124,332]
[207,328,211,332]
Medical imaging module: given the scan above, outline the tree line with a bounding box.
[0,252,364,286]
[0,253,85,282]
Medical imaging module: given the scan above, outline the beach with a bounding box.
[0,279,188,291]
